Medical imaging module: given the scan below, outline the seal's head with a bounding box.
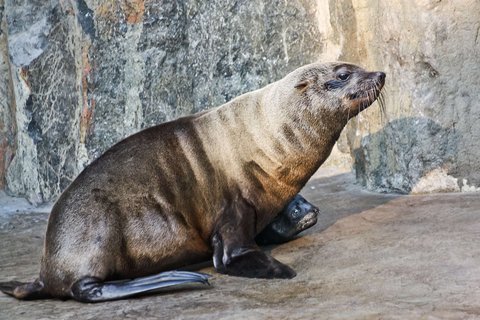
[255,194,319,245]
[292,62,386,120]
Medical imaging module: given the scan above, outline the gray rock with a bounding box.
[5,0,55,66]
[1,0,479,202]
[353,117,458,193]
[320,0,480,194]
[2,0,322,202]
[0,0,16,191]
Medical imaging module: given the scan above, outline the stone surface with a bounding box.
[2,170,480,319]
[0,190,51,220]
[317,0,480,194]
[1,0,322,203]
[1,0,480,202]
[0,0,15,191]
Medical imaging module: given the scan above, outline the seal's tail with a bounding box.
[70,270,211,302]
[0,279,49,300]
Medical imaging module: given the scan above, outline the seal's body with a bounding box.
[0,62,385,302]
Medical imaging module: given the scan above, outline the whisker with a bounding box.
[377,88,388,124]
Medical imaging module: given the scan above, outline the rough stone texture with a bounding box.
[2,170,480,319]
[1,0,480,201]
[0,0,15,191]
[317,0,480,194]
[1,0,322,203]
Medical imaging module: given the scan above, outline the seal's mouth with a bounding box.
[348,87,381,105]
[348,87,381,100]
[347,71,386,115]
[295,210,318,234]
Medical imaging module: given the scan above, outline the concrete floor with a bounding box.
[1,169,480,319]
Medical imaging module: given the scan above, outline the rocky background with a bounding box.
[0,0,479,204]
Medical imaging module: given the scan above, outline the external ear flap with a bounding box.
[294,79,311,92]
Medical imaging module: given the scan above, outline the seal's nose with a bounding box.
[376,72,386,82]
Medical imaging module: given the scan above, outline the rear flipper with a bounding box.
[70,271,211,302]
[0,279,48,300]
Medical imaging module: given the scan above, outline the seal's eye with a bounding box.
[338,73,350,81]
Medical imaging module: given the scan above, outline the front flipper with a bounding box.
[212,198,296,279]
[256,194,319,245]
[70,271,211,302]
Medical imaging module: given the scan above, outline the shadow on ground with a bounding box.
[300,170,399,234]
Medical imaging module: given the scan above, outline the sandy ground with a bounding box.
[1,169,480,319]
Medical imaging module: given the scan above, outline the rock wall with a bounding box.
[1,0,479,203]
[1,0,322,203]
[0,0,14,191]
[318,0,480,194]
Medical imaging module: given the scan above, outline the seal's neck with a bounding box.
[195,88,346,213]
[255,87,348,193]
[272,115,345,187]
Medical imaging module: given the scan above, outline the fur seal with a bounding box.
[255,194,319,245]
[0,62,385,302]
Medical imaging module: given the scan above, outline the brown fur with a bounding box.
[1,62,385,300]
